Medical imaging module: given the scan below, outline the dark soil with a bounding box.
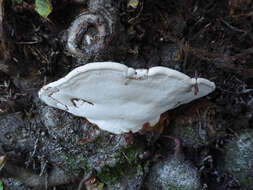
[1,0,253,189]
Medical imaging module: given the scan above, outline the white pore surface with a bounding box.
[38,62,215,134]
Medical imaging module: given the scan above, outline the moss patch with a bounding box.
[64,153,92,176]
[97,146,143,185]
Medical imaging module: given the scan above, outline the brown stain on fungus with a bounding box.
[71,98,94,107]
[46,88,69,111]
[194,82,199,95]
[140,112,168,134]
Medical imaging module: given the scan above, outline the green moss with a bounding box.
[165,184,181,190]
[97,146,143,185]
[64,153,92,176]
[64,155,81,173]
[64,145,144,185]
[136,164,144,176]
[119,146,142,165]
[97,165,121,185]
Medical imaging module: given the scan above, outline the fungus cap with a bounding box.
[38,62,215,134]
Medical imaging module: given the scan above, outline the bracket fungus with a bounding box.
[39,62,215,134]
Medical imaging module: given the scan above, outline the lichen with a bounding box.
[224,129,253,188]
[145,157,201,190]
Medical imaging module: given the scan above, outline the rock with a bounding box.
[0,112,34,152]
[106,168,144,190]
[38,104,138,175]
[145,157,201,190]
[224,129,253,189]
[2,178,31,190]
[40,106,62,128]
[166,101,216,148]
[0,103,144,188]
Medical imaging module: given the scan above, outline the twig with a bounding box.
[77,171,93,190]
[159,30,253,78]
[0,0,3,39]
[220,18,247,34]
[122,151,131,164]
[128,1,144,24]
[163,136,184,161]
[2,162,74,188]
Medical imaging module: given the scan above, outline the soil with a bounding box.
[1,0,253,189]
